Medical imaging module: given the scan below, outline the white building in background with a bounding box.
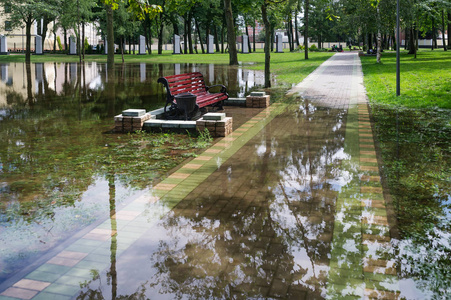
[1,4,101,52]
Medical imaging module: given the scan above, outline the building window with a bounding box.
[4,4,11,13]
[5,21,12,31]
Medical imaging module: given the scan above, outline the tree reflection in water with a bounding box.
[75,99,348,299]
[0,61,266,284]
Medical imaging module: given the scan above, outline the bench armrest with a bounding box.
[206,84,227,94]
[157,77,174,104]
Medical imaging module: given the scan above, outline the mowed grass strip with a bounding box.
[360,50,451,109]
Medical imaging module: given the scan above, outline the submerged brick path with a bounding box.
[290,53,399,298]
[0,53,400,299]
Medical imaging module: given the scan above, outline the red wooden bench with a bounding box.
[158,72,228,119]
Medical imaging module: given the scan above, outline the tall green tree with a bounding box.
[0,0,61,62]
[261,0,287,87]
[59,0,96,60]
[100,0,161,66]
[304,0,310,59]
[224,0,238,65]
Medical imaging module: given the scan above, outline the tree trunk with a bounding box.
[434,20,438,49]
[188,12,194,54]
[194,28,198,54]
[448,12,450,48]
[121,36,124,63]
[195,18,205,54]
[82,21,85,60]
[25,17,32,63]
[376,29,381,63]
[295,13,300,47]
[53,21,57,53]
[106,4,115,68]
[269,23,276,52]
[304,0,309,59]
[432,18,436,50]
[286,18,293,52]
[42,17,51,51]
[64,28,68,51]
[442,10,447,51]
[290,16,295,51]
[245,26,251,52]
[144,17,152,55]
[26,61,32,105]
[408,26,415,54]
[224,0,238,65]
[270,27,274,52]
[214,26,220,52]
[261,3,271,88]
[157,17,164,54]
[221,17,225,53]
[184,17,188,54]
[253,21,256,52]
[415,25,419,58]
[128,36,131,54]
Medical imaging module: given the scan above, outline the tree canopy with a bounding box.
[2,0,449,66]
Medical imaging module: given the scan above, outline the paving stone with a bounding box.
[13,279,50,291]
[0,287,38,300]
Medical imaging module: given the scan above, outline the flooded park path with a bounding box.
[0,53,401,299]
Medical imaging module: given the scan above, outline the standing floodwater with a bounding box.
[0,54,449,299]
[0,62,265,284]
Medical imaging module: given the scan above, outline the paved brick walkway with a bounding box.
[288,52,367,108]
[289,53,399,298]
[0,53,400,300]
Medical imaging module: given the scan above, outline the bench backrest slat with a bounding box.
[158,72,227,109]
[165,72,206,96]
[164,72,207,97]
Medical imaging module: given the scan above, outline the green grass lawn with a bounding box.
[364,51,450,294]
[360,50,451,109]
[3,48,449,109]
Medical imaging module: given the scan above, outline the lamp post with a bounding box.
[396,0,400,96]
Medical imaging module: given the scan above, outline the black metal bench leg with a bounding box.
[217,100,224,111]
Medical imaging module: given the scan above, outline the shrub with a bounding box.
[56,36,63,51]
[309,44,318,51]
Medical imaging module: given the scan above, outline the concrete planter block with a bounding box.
[196,116,232,137]
[224,98,246,106]
[203,113,226,121]
[148,107,165,119]
[143,120,165,128]
[246,95,270,108]
[114,112,151,132]
[122,109,146,117]
[179,121,197,129]
[250,92,266,97]
[162,121,181,128]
